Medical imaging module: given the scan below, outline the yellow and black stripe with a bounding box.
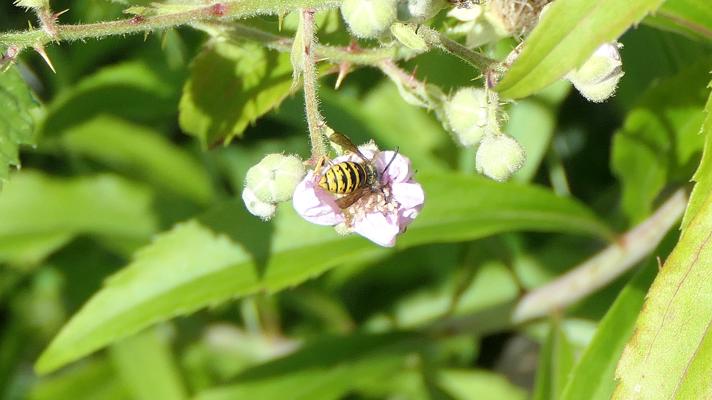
[319,161,367,194]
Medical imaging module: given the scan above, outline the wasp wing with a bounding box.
[335,186,371,209]
[329,132,370,163]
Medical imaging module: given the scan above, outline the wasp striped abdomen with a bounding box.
[319,161,368,194]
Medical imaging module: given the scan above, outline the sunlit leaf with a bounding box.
[35,172,610,373]
[614,140,712,398]
[560,263,656,400]
[681,79,712,230]
[645,0,712,41]
[496,0,665,99]
[179,41,293,146]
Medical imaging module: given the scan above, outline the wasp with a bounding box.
[316,133,398,209]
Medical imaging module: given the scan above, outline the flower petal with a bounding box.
[352,211,400,247]
[391,182,425,210]
[377,151,413,183]
[292,172,344,226]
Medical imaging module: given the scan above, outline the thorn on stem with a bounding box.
[53,9,69,18]
[335,62,351,89]
[34,45,56,73]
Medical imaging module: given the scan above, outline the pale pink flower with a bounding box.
[292,144,425,247]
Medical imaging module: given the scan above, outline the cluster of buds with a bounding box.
[340,0,448,38]
[444,87,526,182]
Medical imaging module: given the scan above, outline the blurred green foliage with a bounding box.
[0,0,711,399]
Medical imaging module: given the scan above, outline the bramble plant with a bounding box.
[0,0,711,399]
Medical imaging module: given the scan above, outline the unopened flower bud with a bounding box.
[445,87,489,147]
[242,187,277,221]
[476,134,525,182]
[13,0,50,9]
[245,154,305,203]
[397,0,446,22]
[341,0,398,39]
[567,42,624,103]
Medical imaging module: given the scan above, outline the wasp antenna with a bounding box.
[381,147,400,174]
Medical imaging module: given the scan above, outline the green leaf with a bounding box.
[61,115,214,205]
[437,369,527,400]
[681,79,712,230]
[29,359,130,400]
[611,60,710,224]
[35,172,610,373]
[40,61,182,137]
[384,260,519,329]
[109,328,187,400]
[399,173,612,245]
[179,42,293,146]
[0,67,39,190]
[194,333,421,400]
[533,318,575,400]
[560,263,656,400]
[613,185,712,396]
[0,172,156,266]
[496,0,665,99]
[645,0,712,41]
[509,80,571,182]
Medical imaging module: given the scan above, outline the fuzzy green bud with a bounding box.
[13,0,49,9]
[242,188,277,221]
[397,0,446,22]
[341,0,398,39]
[445,87,489,147]
[245,154,306,203]
[475,134,526,182]
[567,42,624,103]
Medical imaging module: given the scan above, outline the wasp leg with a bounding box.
[313,155,334,183]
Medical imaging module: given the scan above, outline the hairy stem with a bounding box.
[417,26,497,73]
[301,9,327,161]
[0,1,342,52]
[512,188,688,323]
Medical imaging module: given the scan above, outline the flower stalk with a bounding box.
[416,25,497,73]
[300,9,328,162]
[512,188,688,322]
